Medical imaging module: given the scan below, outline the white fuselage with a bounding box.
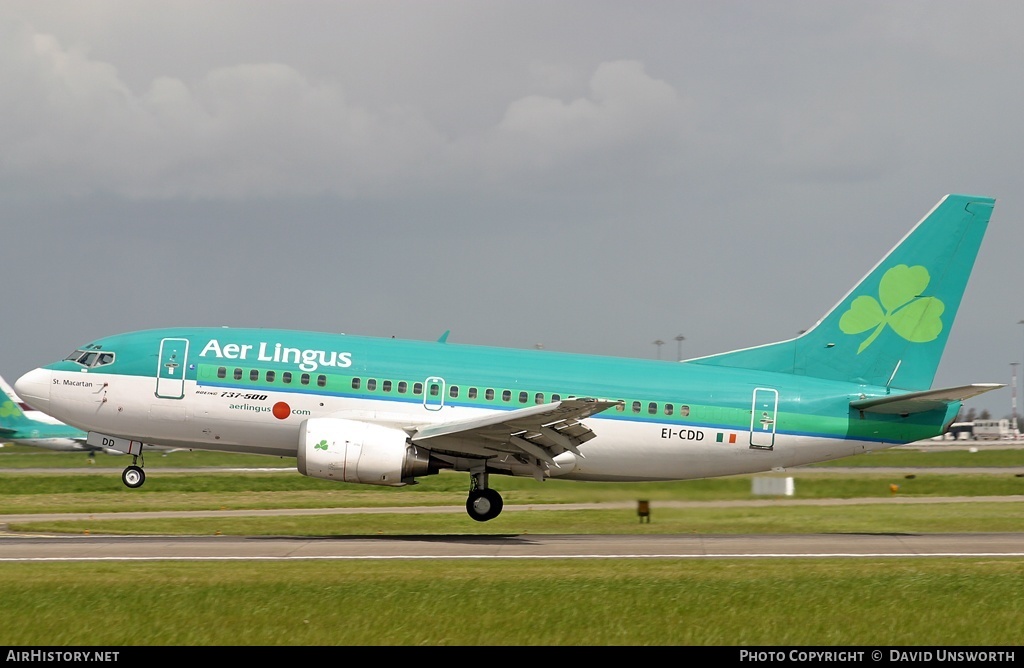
[28,367,877,482]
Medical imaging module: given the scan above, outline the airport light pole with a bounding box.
[675,334,685,362]
[653,340,664,359]
[1011,362,1019,437]
[1011,315,1019,436]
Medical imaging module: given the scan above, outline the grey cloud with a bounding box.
[4,27,691,201]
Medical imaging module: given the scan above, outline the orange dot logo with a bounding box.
[272,402,291,420]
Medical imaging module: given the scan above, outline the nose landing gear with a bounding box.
[121,453,146,488]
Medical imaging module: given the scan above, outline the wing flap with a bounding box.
[410,398,620,464]
[850,383,1004,415]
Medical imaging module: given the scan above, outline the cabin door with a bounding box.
[749,387,778,450]
[155,338,189,399]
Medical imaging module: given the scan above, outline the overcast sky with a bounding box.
[3,1,1023,420]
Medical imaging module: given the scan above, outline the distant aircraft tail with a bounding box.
[0,374,38,431]
[692,194,995,392]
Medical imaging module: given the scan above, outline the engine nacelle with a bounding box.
[297,418,436,486]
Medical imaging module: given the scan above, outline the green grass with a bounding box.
[2,444,1023,646]
[3,468,1024,515]
[14,501,1024,536]
[1,560,1022,645]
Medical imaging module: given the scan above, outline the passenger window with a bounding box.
[367,379,377,391]
[317,375,326,387]
[468,387,478,399]
[486,389,494,401]
[615,400,624,412]
[413,382,423,395]
[217,367,227,379]
[632,401,641,414]
[233,368,243,380]
[502,390,511,402]
[450,386,459,398]
[535,392,544,404]
[250,369,259,381]
[383,380,392,392]
[282,372,292,384]
[301,373,310,386]
[518,391,528,404]
[680,405,690,417]
[266,370,276,383]
[429,384,440,396]
[665,403,673,416]
[648,402,657,415]
[398,381,407,394]
[552,394,561,402]
[352,378,361,389]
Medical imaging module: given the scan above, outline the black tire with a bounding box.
[122,465,146,489]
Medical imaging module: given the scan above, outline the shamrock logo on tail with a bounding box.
[0,400,18,419]
[839,264,944,354]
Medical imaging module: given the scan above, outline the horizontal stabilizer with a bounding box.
[850,383,1004,415]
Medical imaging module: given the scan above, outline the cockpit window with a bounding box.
[65,349,115,368]
[78,352,99,367]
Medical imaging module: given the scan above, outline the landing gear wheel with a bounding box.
[466,488,503,522]
[122,465,146,489]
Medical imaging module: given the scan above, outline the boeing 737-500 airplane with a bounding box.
[15,194,1000,521]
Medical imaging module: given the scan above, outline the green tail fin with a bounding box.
[692,194,995,391]
[0,375,34,429]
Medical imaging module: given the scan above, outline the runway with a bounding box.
[3,531,1024,562]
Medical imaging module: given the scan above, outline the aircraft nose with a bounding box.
[15,368,52,413]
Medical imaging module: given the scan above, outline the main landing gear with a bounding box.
[121,453,146,489]
[466,469,503,522]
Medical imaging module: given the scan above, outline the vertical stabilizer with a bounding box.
[691,194,995,391]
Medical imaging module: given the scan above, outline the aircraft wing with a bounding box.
[409,398,621,475]
[850,383,1004,415]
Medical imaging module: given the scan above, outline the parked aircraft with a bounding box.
[14,194,1000,520]
[1,374,178,457]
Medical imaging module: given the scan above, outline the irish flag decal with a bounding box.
[716,432,737,444]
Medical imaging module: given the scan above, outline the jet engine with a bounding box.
[297,418,437,486]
